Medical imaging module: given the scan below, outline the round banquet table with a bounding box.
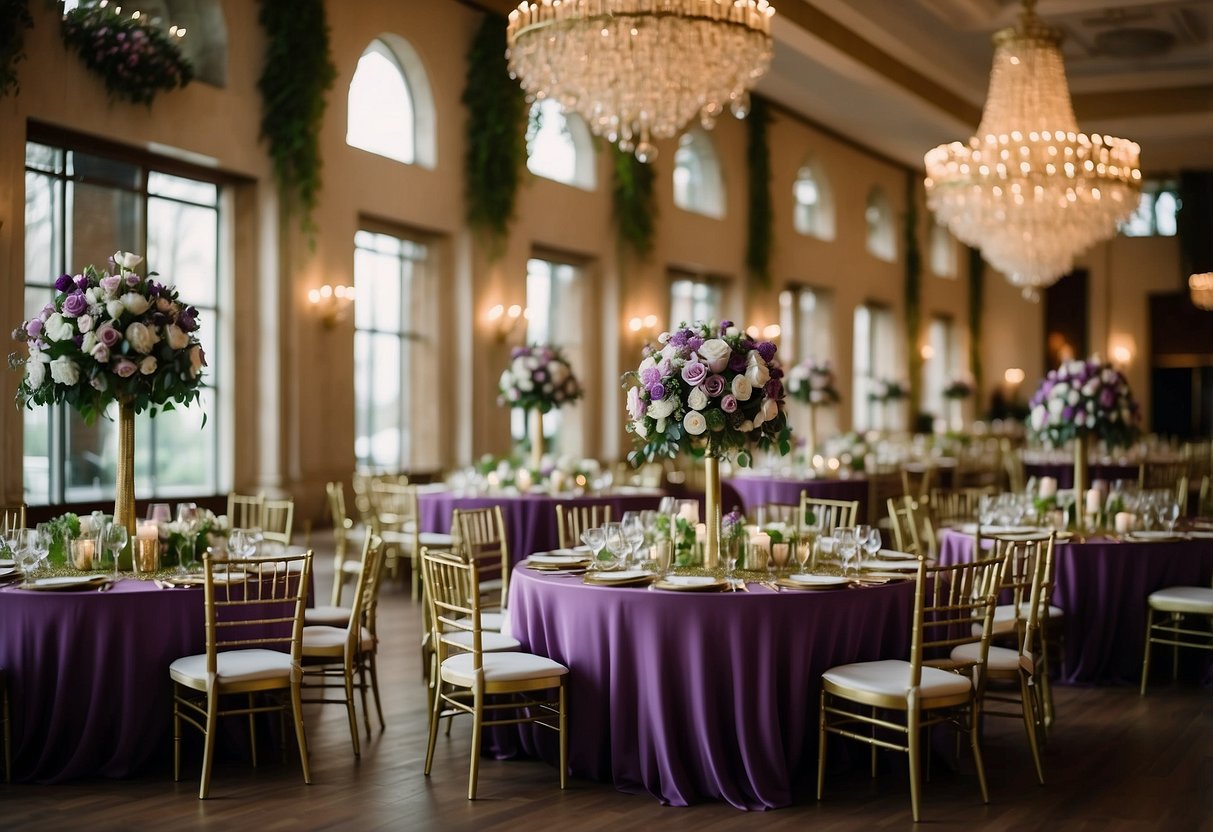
[1022,461,1139,489]
[503,567,915,809]
[938,529,1213,685]
[724,476,868,519]
[418,489,665,565]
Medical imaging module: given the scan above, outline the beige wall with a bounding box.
[0,0,1182,521]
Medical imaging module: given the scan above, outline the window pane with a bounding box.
[354,247,403,332]
[22,406,51,505]
[25,172,61,283]
[148,197,218,307]
[25,142,63,174]
[68,182,142,266]
[64,406,117,502]
[146,388,219,494]
[347,41,415,164]
[68,150,141,190]
[527,99,578,184]
[148,171,218,206]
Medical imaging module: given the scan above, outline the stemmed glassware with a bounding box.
[864,527,884,561]
[600,522,626,571]
[1163,498,1181,534]
[620,512,646,570]
[176,502,200,573]
[580,526,606,571]
[836,527,859,579]
[101,522,128,579]
[147,503,172,524]
[801,514,822,573]
[228,528,256,560]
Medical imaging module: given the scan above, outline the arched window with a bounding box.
[929,218,957,278]
[673,129,725,219]
[793,161,835,240]
[526,99,596,190]
[346,36,436,169]
[865,187,896,262]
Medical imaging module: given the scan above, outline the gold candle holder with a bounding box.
[132,537,160,573]
[70,538,96,570]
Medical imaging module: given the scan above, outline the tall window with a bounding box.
[353,229,430,472]
[23,139,223,504]
[929,218,957,278]
[865,187,897,262]
[852,303,897,430]
[673,129,725,218]
[793,161,835,240]
[669,272,723,327]
[526,99,596,189]
[923,316,956,420]
[347,36,436,168]
[1120,180,1179,237]
[778,285,833,365]
[515,256,586,455]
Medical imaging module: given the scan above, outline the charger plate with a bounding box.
[776,574,849,590]
[1126,531,1183,542]
[651,575,729,592]
[583,570,655,588]
[19,575,109,591]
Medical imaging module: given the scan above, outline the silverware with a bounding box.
[97,581,115,592]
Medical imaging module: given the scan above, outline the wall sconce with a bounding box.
[627,314,659,342]
[1003,368,1025,386]
[487,303,528,343]
[919,344,936,361]
[1108,337,1135,369]
[1190,273,1213,311]
[307,283,354,329]
[744,324,782,340]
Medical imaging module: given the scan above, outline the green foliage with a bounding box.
[745,96,773,288]
[257,0,336,238]
[60,2,193,106]
[967,246,984,400]
[463,15,526,260]
[904,173,922,411]
[0,0,32,97]
[611,144,656,259]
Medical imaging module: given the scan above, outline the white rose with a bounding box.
[499,369,512,389]
[526,356,539,370]
[687,385,709,411]
[512,356,528,376]
[106,300,127,320]
[745,362,770,389]
[188,345,205,378]
[85,288,100,304]
[731,374,753,401]
[638,355,656,373]
[120,292,150,315]
[696,338,732,373]
[761,397,779,422]
[633,419,648,439]
[77,313,94,334]
[1030,407,1046,431]
[647,397,676,419]
[26,353,49,387]
[683,411,707,436]
[44,313,74,342]
[1067,390,1080,406]
[125,322,160,354]
[81,331,98,354]
[550,362,569,385]
[518,377,534,392]
[655,417,668,434]
[739,419,754,433]
[49,355,80,386]
[139,356,158,375]
[114,251,144,270]
[725,326,739,337]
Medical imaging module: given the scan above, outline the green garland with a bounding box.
[463,15,526,261]
[60,2,193,106]
[611,144,656,259]
[257,0,336,237]
[745,96,773,288]
[0,0,32,98]
[904,172,923,415]
[967,246,984,405]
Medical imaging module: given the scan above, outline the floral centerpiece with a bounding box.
[11,251,206,558]
[60,2,194,106]
[867,378,907,402]
[943,378,973,399]
[498,343,583,470]
[786,358,839,457]
[622,320,791,568]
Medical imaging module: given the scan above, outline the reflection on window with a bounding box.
[670,274,723,327]
[353,229,428,472]
[22,140,223,504]
[793,162,834,240]
[852,304,897,430]
[778,286,833,366]
[865,187,896,262]
[929,218,957,278]
[673,129,725,218]
[1120,181,1180,237]
[526,99,596,189]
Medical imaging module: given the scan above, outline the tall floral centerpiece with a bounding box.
[868,378,907,433]
[498,344,583,472]
[1027,356,1139,531]
[623,320,792,567]
[786,358,839,459]
[943,378,973,432]
[11,252,206,557]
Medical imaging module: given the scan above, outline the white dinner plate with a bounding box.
[874,549,918,562]
[586,570,652,582]
[652,575,729,592]
[21,575,109,591]
[529,553,593,566]
[785,574,849,587]
[0,559,14,568]
[0,566,17,579]
[860,559,918,572]
[1187,530,1213,540]
[1127,531,1182,542]
[954,523,1042,536]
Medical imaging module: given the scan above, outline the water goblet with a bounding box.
[795,532,813,574]
[33,523,54,574]
[620,512,646,569]
[147,503,172,524]
[864,527,884,560]
[836,528,859,579]
[101,522,129,579]
[229,528,256,560]
[817,534,837,570]
[1163,499,1181,534]
[600,522,626,571]
[770,539,793,577]
[580,527,606,571]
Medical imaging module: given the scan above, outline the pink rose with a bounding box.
[720,394,737,413]
[112,358,138,378]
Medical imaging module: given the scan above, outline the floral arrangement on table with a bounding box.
[943,378,973,400]
[787,359,841,406]
[60,2,194,106]
[721,508,747,543]
[654,512,698,567]
[498,344,583,412]
[622,320,791,467]
[160,508,229,566]
[826,432,871,473]
[1027,356,1140,448]
[10,251,206,422]
[466,454,601,493]
[867,378,907,403]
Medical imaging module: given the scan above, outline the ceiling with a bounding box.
[762,0,1213,173]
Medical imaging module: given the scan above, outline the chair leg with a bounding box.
[247,693,259,768]
[870,705,878,778]
[1171,614,1182,681]
[290,680,312,785]
[558,680,568,790]
[344,663,361,758]
[468,681,484,800]
[357,661,372,739]
[424,679,443,776]
[969,698,990,806]
[1038,632,1056,731]
[1140,607,1155,696]
[173,688,182,782]
[907,690,922,823]
[816,689,828,801]
[1020,672,1045,785]
[199,687,220,799]
[368,653,385,733]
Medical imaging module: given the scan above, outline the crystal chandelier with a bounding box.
[1191,273,1213,311]
[506,0,775,162]
[924,0,1142,299]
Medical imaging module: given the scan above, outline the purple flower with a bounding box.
[757,341,777,362]
[99,275,122,294]
[657,357,674,377]
[1062,406,1074,421]
[640,366,661,386]
[176,307,197,332]
[649,383,667,401]
[54,274,74,292]
[769,365,783,380]
[728,352,747,373]
[668,330,689,348]
[96,323,122,348]
[534,369,548,383]
[1099,388,1115,408]
[125,274,140,286]
[25,319,43,339]
[764,379,784,399]
[720,394,738,413]
[73,274,88,290]
[703,374,726,397]
[112,358,138,378]
[719,320,734,333]
[681,360,708,386]
[62,292,89,317]
[687,336,704,352]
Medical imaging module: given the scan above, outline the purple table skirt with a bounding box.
[1024,462,1140,489]
[724,476,868,521]
[938,530,1213,685]
[418,490,665,564]
[505,568,914,809]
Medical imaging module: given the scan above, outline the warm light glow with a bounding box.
[488,303,528,342]
[762,324,781,339]
[920,344,936,360]
[309,282,355,329]
[628,317,643,333]
[1190,272,1213,311]
[487,304,505,322]
[1004,368,1026,385]
[1110,344,1132,366]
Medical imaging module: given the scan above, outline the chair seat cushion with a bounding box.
[340,560,362,575]
[419,532,455,548]
[441,651,568,685]
[480,611,507,633]
[1148,586,1213,614]
[822,659,972,700]
[170,649,293,687]
[444,630,521,652]
[952,642,1033,674]
[979,602,1065,635]
[304,605,350,626]
[302,625,375,653]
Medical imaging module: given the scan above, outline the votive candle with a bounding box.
[1038,477,1057,499]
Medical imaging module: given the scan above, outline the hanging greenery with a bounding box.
[256,0,336,237]
[968,246,984,404]
[463,15,527,261]
[612,145,656,260]
[0,0,32,98]
[904,172,923,415]
[60,2,193,106]
[745,96,773,288]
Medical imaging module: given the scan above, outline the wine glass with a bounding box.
[1163,499,1181,534]
[229,528,255,560]
[176,503,200,572]
[770,539,792,577]
[13,529,38,577]
[600,522,626,571]
[620,512,646,569]
[147,502,172,524]
[33,523,54,574]
[836,527,859,579]
[101,522,129,579]
[864,527,884,560]
[580,526,606,571]
[795,531,813,574]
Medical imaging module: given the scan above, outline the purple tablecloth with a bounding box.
[505,568,914,809]
[938,529,1213,685]
[1024,462,1139,489]
[418,490,665,563]
[724,476,869,520]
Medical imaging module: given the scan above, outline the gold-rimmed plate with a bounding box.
[651,575,729,592]
[528,553,594,569]
[860,559,918,572]
[1126,531,1183,542]
[583,570,655,587]
[19,575,110,591]
[777,574,850,590]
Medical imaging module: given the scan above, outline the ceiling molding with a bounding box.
[1073,85,1213,121]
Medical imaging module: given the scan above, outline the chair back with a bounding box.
[0,505,26,537]
[202,550,312,675]
[799,494,859,534]
[930,486,996,528]
[262,498,295,547]
[909,555,1002,688]
[886,496,924,557]
[345,534,386,652]
[454,506,510,609]
[989,532,1056,656]
[1139,459,1188,492]
[421,548,484,669]
[555,503,612,549]
[755,502,801,534]
[1003,442,1025,494]
[865,465,902,526]
[227,492,264,530]
[900,464,934,503]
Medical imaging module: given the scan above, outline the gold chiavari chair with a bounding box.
[1139,459,1189,493]
[755,502,801,533]
[302,534,385,757]
[1,504,26,538]
[227,492,264,530]
[930,486,996,530]
[865,464,903,526]
[799,494,859,535]
[325,481,363,607]
[1141,576,1213,696]
[1200,475,1211,517]
[1003,442,1026,494]
[886,496,925,558]
[454,507,511,614]
[262,498,295,548]
[900,463,934,504]
[169,550,313,799]
[421,548,568,799]
[554,503,613,550]
[817,554,1003,822]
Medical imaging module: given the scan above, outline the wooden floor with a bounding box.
[3,533,1211,831]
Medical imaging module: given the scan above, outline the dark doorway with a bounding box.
[1044,270,1088,372]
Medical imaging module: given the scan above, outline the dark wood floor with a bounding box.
[3,533,1211,831]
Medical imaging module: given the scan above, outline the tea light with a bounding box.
[678,502,699,524]
[749,532,770,555]
[1038,477,1057,499]
[695,522,706,543]
[1086,489,1102,515]
[515,468,532,492]
[133,537,160,572]
[136,521,158,541]
[1114,512,1135,534]
[71,539,95,570]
